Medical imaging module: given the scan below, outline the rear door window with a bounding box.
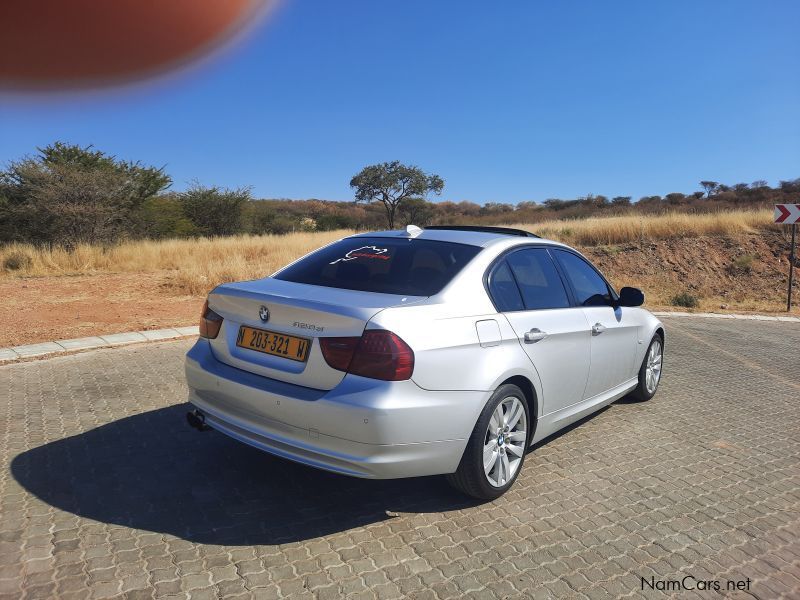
[274,237,481,296]
[505,248,571,310]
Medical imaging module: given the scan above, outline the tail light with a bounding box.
[318,337,360,371]
[199,299,223,339]
[319,330,414,381]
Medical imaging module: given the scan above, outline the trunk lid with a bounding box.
[207,277,424,390]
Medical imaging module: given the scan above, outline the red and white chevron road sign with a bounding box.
[775,204,799,311]
[774,204,800,224]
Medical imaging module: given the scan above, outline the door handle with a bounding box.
[524,328,548,343]
[591,322,606,335]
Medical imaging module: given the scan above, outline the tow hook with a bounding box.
[186,409,211,431]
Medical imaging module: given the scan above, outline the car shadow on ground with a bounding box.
[11,404,483,546]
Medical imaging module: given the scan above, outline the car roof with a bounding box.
[349,225,565,249]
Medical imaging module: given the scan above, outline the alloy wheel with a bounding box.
[645,339,663,394]
[483,396,527,487]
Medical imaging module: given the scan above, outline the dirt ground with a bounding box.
[1,232,797,347]
[0,273,200,347]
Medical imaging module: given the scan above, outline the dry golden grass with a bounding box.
[516,209,775,246]
[0,230,353,294]
[0,210,777,296]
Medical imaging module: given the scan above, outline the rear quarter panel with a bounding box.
[370,302,535,392]
[369,301,543,440]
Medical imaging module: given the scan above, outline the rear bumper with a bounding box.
[185,340,487,479]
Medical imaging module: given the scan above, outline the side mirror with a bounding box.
[618,286,644,307]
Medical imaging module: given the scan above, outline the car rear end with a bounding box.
[184,233,491,478]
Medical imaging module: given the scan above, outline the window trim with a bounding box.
[484,244,575,313]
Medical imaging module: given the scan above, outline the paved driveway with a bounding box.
[1,317,798,599]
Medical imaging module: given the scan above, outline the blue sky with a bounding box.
[1,0,798,204]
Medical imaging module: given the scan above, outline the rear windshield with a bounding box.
[274,236,481,296]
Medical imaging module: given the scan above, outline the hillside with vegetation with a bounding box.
[2,142,798,246]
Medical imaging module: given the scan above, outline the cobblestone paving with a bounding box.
[1,317,798,599]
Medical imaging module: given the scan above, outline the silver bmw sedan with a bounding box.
[185,225,664,499]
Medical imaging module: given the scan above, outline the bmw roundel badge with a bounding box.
[258,305,270,322]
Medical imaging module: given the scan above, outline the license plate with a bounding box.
[236,326,311,362]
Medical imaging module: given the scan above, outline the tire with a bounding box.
[629,334,663,401]
[446,384,530,500]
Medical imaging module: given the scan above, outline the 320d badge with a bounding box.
[185,225,664,499]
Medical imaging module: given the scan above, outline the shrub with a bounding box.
[730,254,755,273]
[135,195,198,239]
[299,217,317,232]
[670,292,699,308]
[0,142,170,246]
[3,250,33,271]
[315,213,354,231]
[180,184,250,236]
[268,216,297,235]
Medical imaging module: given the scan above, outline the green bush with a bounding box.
[268,216,298,235]
[0,142,171,246]
[670,292,699,308]
[315,213,353,231]
[135,195,198,239]
[180,184,250,237]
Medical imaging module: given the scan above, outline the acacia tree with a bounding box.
[699,181,719,197]
[350,161,444,228]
